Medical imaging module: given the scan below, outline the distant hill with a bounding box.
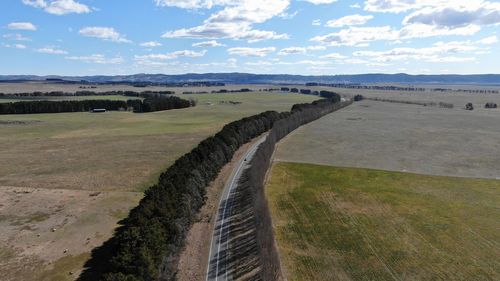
[1,73,500,85]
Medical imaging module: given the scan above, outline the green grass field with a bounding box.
[0,92,317,191]
[0,92,319,280]
[266,162,500,281]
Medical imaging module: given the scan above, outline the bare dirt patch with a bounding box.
[0,186,141,281]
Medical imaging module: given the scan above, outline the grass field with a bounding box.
[1,92,316,191]
[0,92,318,281]
[266,162,500,281]
[276,100,500,179]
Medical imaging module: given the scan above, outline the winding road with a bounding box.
[205,135,267,281]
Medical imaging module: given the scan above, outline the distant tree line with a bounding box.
[0,90,175,97]
[0,96,194,114]
[128,97,194,112]
[98,81,225,87]
[432,88,499,94]
[305,82,427,92]
[0,100,128,114]
[279,87,342,99]
[365,97,454,109]
[78,93,345,281]
[304,82,500,94]
[183,88,283,95]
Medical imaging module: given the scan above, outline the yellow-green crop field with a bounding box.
[266,162,500,281]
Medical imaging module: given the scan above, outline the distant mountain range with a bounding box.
[1,73,500,85]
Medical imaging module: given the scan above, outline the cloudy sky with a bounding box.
[1,0,499,75]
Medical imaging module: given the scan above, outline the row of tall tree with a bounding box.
[0,100,128,114]
[0,96,193,114]
[280,87,342,100]
[231,98,352,280]
[0,90,174,97]
[79,93,345,281]
[128,97,194,113]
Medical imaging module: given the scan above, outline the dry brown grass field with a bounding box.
[0,81,276,94]
[276,100,500,179]
[0,90,318,281]
[309,85,500,110]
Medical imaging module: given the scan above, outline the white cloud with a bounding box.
[326,14,373,28]
[311,26,398,46]
[65,54,123,64]
[37,47,68,54]
[278,47,307,55]
[140,41,162,47]
[321,52,347,59]
[326,2,497,47]
[350,3,361,9]
[245,60,273,66]
[477,35,498,45]
[399,23,481,38]
[403,2,500,28]
[251,59,333,66]
[3,34,31,41]
[307,45,326,51]
[3,43,27,49]
[153,0,217,9]
[312,19,321,26]
[311,23,482,46]
[228,47,276,57]
[294,60,332,65]
[192,40,225,47]
[7,22,37,31]
[303,0,338,4]
[352,39,486,63]
[279,10,299,19]
[134,58,238,71]
[79,27,131,43]
[363,0,500,28]
[363,0,449,14]
[161,0,290,42]
[135,50,207,60]
[22,0,90,15]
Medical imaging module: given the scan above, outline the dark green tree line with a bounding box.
[0,96,193,114]
[79,93,345,281]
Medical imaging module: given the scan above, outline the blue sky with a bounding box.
[1,0,499,75]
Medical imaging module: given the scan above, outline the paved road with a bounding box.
[206,135,267,281]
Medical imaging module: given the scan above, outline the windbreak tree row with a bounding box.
[1,90,175,97]
[129,97,194,113]
[0,100,128,114]
[80,110,287,281]
[79,94,345,281]
[0,96,193,114]
[230,97,352,280]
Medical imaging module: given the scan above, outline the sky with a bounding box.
[1,0,499,76]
